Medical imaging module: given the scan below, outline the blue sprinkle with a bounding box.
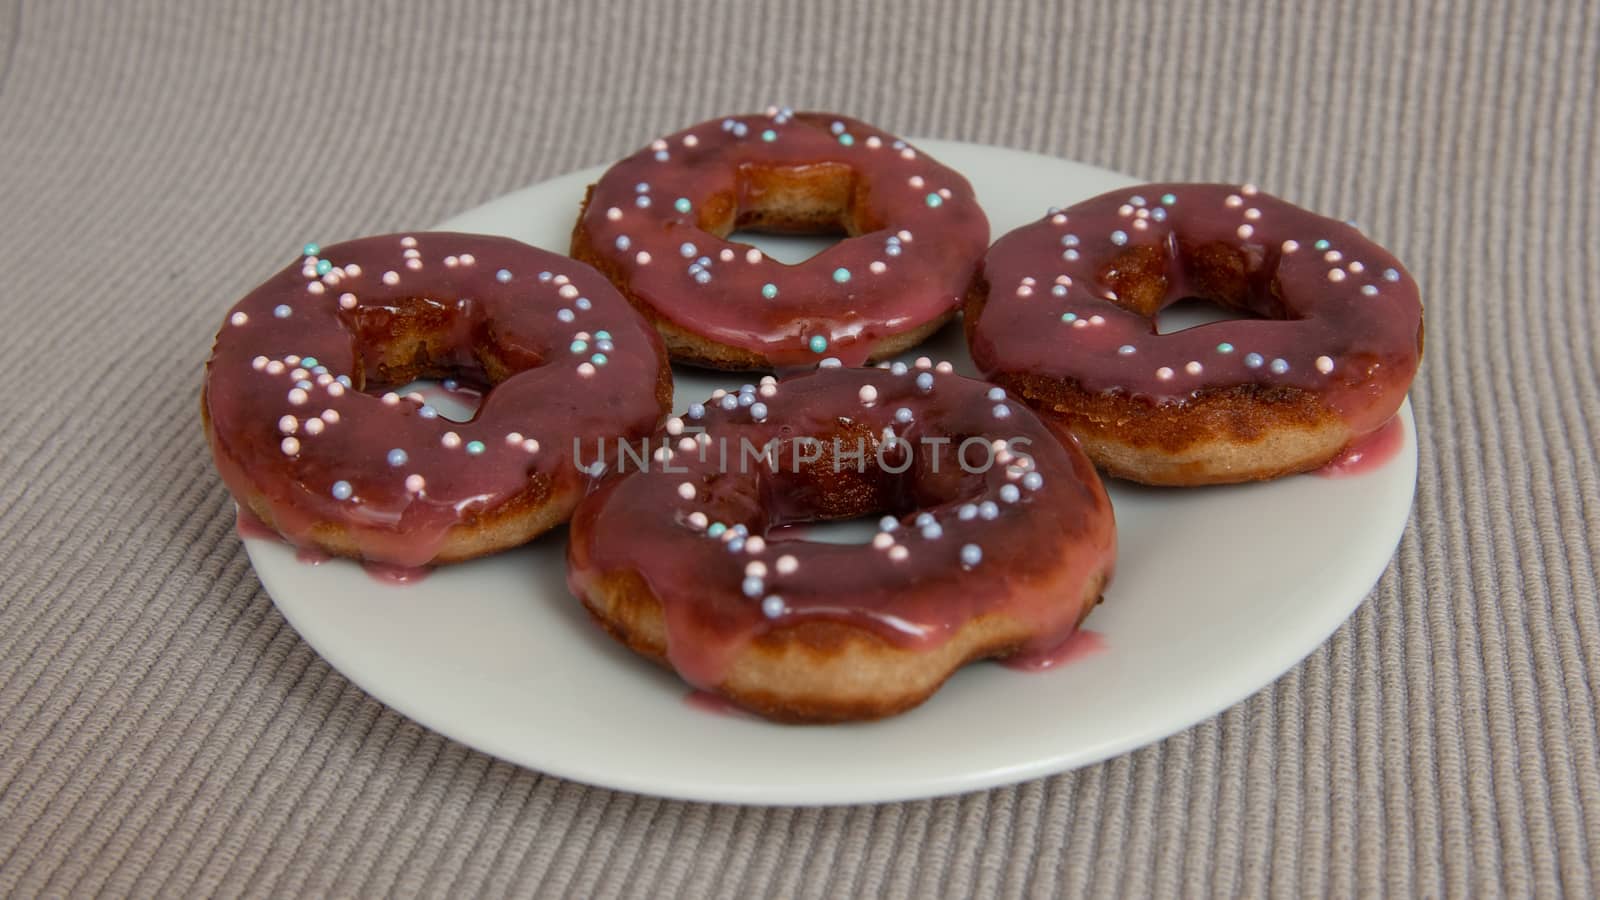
[1110,230,1129,246]
[894,407,913,424]
[992,404,1010,418]
[418,405,438,418]
[443,378,459,390]
[960,544,982,566]
[654,150,669,162]
[1022,472,1044,491]
[830,121,845,134]
[726,537,744,553]
[761,129,777,142]
[886,244,902,257]
[925,193,943,208]
[1361,285,1379,296]
[732,524,749,537]
[496,269,513,283]
[335,375,353,388]
[915,372,934,392]
[1383,268,1401,282]
[832,267,851,283]
[635,182,649,192]
[274,304,292,318]
[466,440,486,455]
[571,340,588,353]
[1061,234,1080,247]
[738,392,754,407]
[538,271,553,281]
[719,394,737,410]
[693,270,711,284]
[921,522,943,540]
[808,335,829,353]
[302,242,320,257]
[1000,484,1021,504]
[914,513,934,528]
[1270,358,1290,374]
[890,362,908,375]
[1151,207,1167,221]
[386,449,408,467]
[557,309,575,323]
[674,197,692,214]
[1244,353,1265,369]
[680,242,697,258]
[1118,345,1136,355]
[591,353,608,366]
[761,595,784,617]
[708,522,727,538]
[732,123,748,137]
[978,501,1000,520]
[688,403,705,419]
[882,516,901,532]
[295,380,312,390]
[1216,342,1235,354]
[957,504,978,521]
[315,259,333,276]
[312,366,328,376]
[331,480,353,500]
[1130,194,1146,207]
[987,387,1005,400]
[596,340,613,352]
[750,402,768,420]
[1062,249,1080,261]
[614,236,631,251]
[1052,285,1068,297]
[761,283,778,300]
[635,196,651,208]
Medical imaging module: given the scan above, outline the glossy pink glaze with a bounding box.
[970,183,1423,438]
[567,365,1117,690]
[204,233,668,566]
[999,628,1106,672]
[576,110,990,366]
[1316,415,1406,476]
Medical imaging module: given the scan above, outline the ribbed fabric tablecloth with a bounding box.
[2,1,1596,895]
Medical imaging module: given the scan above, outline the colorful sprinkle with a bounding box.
[960,544,982,567]
[808,335,829,353]
[331,480,353,501]
[761,283,778,300]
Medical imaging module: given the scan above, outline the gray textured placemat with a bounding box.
[1,0,1596,895]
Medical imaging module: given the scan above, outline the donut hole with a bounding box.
[747,426,992,545]
[711,162,881,264]
[346,298,541,421]
[1103,240,1296,329]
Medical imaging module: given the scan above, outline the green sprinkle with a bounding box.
[1160,193,1177,206]
[1314,239,1331,250]
[707,522,727,538]
[591,353,608,366]
[301,357,319,367]
[674,197,692,214]
[302,242,320,257]
[594,330,611,340]
[570,340,588,353]
[1061,312,1078,323]
[315,259,333,276]
[838,133,855,146]
[761,283,778,299]
[466,440,485,455]
[761,129,777,142]
[925,193,943,208]
[832,267,851,283]
[1216,342,1235,353]
[808,335,828,353]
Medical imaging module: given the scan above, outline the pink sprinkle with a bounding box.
[522,438,539,453]
[899,148,915,160]
[1089,315,1105,325]
[651,139,668,151]
[938,188,952,199]
[441,432,462,449]
[1156,366,1174,381]
[1328,269,1347,282]
[898,230,913,242]
[382,271,399,285]
[889,545,909,561]
[344,264,361,276]
[606,207,623,221]
[382,392,400,405]
[266,361,286,375]
[872,533,894,550]
[1324,250,1343,262]
[858,385,878,404]
[326,383,345,397]
[290,367,309,380]
[445,255,459,267]
[1225,195,1243,208]
[1348,261,1365,273]
[281,437,300,456]
[909,175,925,188]
[915,356,932,369]
[252,356,268,370]
[578,362,596,377]
[340,292,357,309]
[636,251,652,265]
[1132,219,1148,230]
[322,272,341,286]
[554,274,570,285]
[315,373,332,386]
[935,361,954,373]
[406,258,422,270]
[307,282,325,295]
[459,254,475,266]
[1055,274,1072,285]
[1282,240,1300,253]
[759,383,777,398]
[1237,224,1254,239]
[720,248,735,262]
[1245,208,1262,220]
[1073,318,1088,329]
[1118,204,1134,216]
[404,248,421,259]
[1016,285,1033,297]
[745,536,766,554]
[1241,183,1259,195]
[506,431,524,445]
[776,554,798,575]
[683,134,699,147]
[1051,214,1067,225]
[745,248,762,264]
[1185,361,1203,375]
[559,285,579,299]
[231,312,249,326]
[401,236,417,248]
[405,474,425,493]
[678,436,697,452]
[321,409,340,424]
[677,482,696,500]
[870,261,887,274]
[687,511,708,529]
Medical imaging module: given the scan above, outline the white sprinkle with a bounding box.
[677,482,696,500]
[1316,355,1335,374]
[230,312,248,326]
[1156,366,1174,381]
[280,437,300,455]
[776,554,798,575]
[1185,361,1203,375]
[888,545,909,561]
[687,511,708,530]
[382,270,399,285]
[872,532,895,550]
[859,385,878,404]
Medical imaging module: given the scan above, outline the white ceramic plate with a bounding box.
[245,141,1417,805]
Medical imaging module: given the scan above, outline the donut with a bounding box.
[965,183,1424,485]
[571,108,990,370]
[566,362,1117,722]
[203,232,672,567]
